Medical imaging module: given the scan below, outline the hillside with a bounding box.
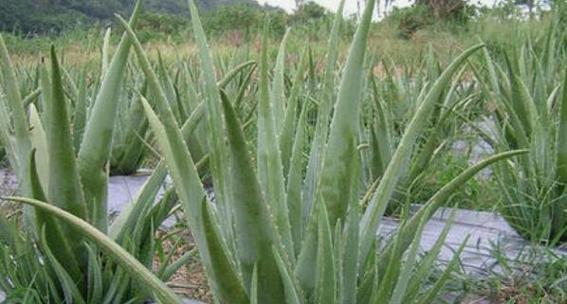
[0,0,259,34]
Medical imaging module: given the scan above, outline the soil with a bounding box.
[154,229,213,304]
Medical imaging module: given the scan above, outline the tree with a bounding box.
[415,0,466,19]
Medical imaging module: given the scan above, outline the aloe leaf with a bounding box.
[280,50,307,180]
[404,211,456,300]
[371,222,403,302]
[359,44,485,263]
[318,0,374,227]
[5,196,181,304]
[303,0,346,215]
[272,247,303,304]
[339,202,359,304]
[287,104,308,256]
[138,94,220,292]
[381,150,527,272]
[101,27,112,77]
[220,88,286,301]
[108,163,167,241]
[161,250,195,282]
[86,244,104,304]
[187,0,231,227]
[250,264,259,304]
[234,65,256,110]
[158,54,182,121]
[257,20,294,263]
[369,77,393,180]
[314,203,336,304]
[390,215,432,304]
[0,101,12,166]
[78,0,141,231]
[296,0,376,292]
[29,105,49,192]
[46,46,87,221]
[0,34,32,195]
[416,236,470,304]
[271,29,290,133]
[218,60,256,89]
[72,72,88,153]
[39,229,86,304]
[29,150,82,284]
[116,15,219,279]
[202,199,249,304]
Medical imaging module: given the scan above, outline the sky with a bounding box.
[256,0,505,18]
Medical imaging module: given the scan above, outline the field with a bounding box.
[0,0,566,303]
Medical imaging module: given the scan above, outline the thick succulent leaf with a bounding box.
[39,229,87,304]
[77,0,141,231]
[86,244,104,304]
[317,0,373,225]
[72,72,88,153]
[116,16,219,283]
[251,264,259,304]
[303,0,346,217]
[271,29,290,133]
[389,215,429,304]
[5,197,181,304]
[359,44,485,263]
[273,247,303,304]
[161,250,196,282]
[29,150,82,283]
[220,88,286,302]
[296,0,376,292]
[29,105,49,192]
[187,0,232,227]
[339,203,360,304]
[257,21,294,263]
[101,27,112,77]
[416,237,470,304]
[404,212,456,301]
[286,104,308,256]
[0,34,32,195]
[108,163,167,241]
[218,60,256,89]
[202,200,249,304]
[280,50,307,180]
[46,47,87,221]
[22,88,41,108]
[138,95,222,297]
[314,203,336,304]
[380,150,527,272]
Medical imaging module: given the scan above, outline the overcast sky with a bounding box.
[256,0,505,17]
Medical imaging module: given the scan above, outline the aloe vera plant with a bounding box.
[0,2,192,302]
[476,21,567,243]
[361,50,482,213]
[117,0,525,303]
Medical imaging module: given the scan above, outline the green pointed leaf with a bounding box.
[257,20,294,264]
[46,46,87,220]
[78,0,142,231]
[314,203,335,304]
[359,44,485,263]
[296,0,376,292]
[220,87,286,302]
[202,199,249,304]
[29,150,82,284]
[4,197,181,304]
